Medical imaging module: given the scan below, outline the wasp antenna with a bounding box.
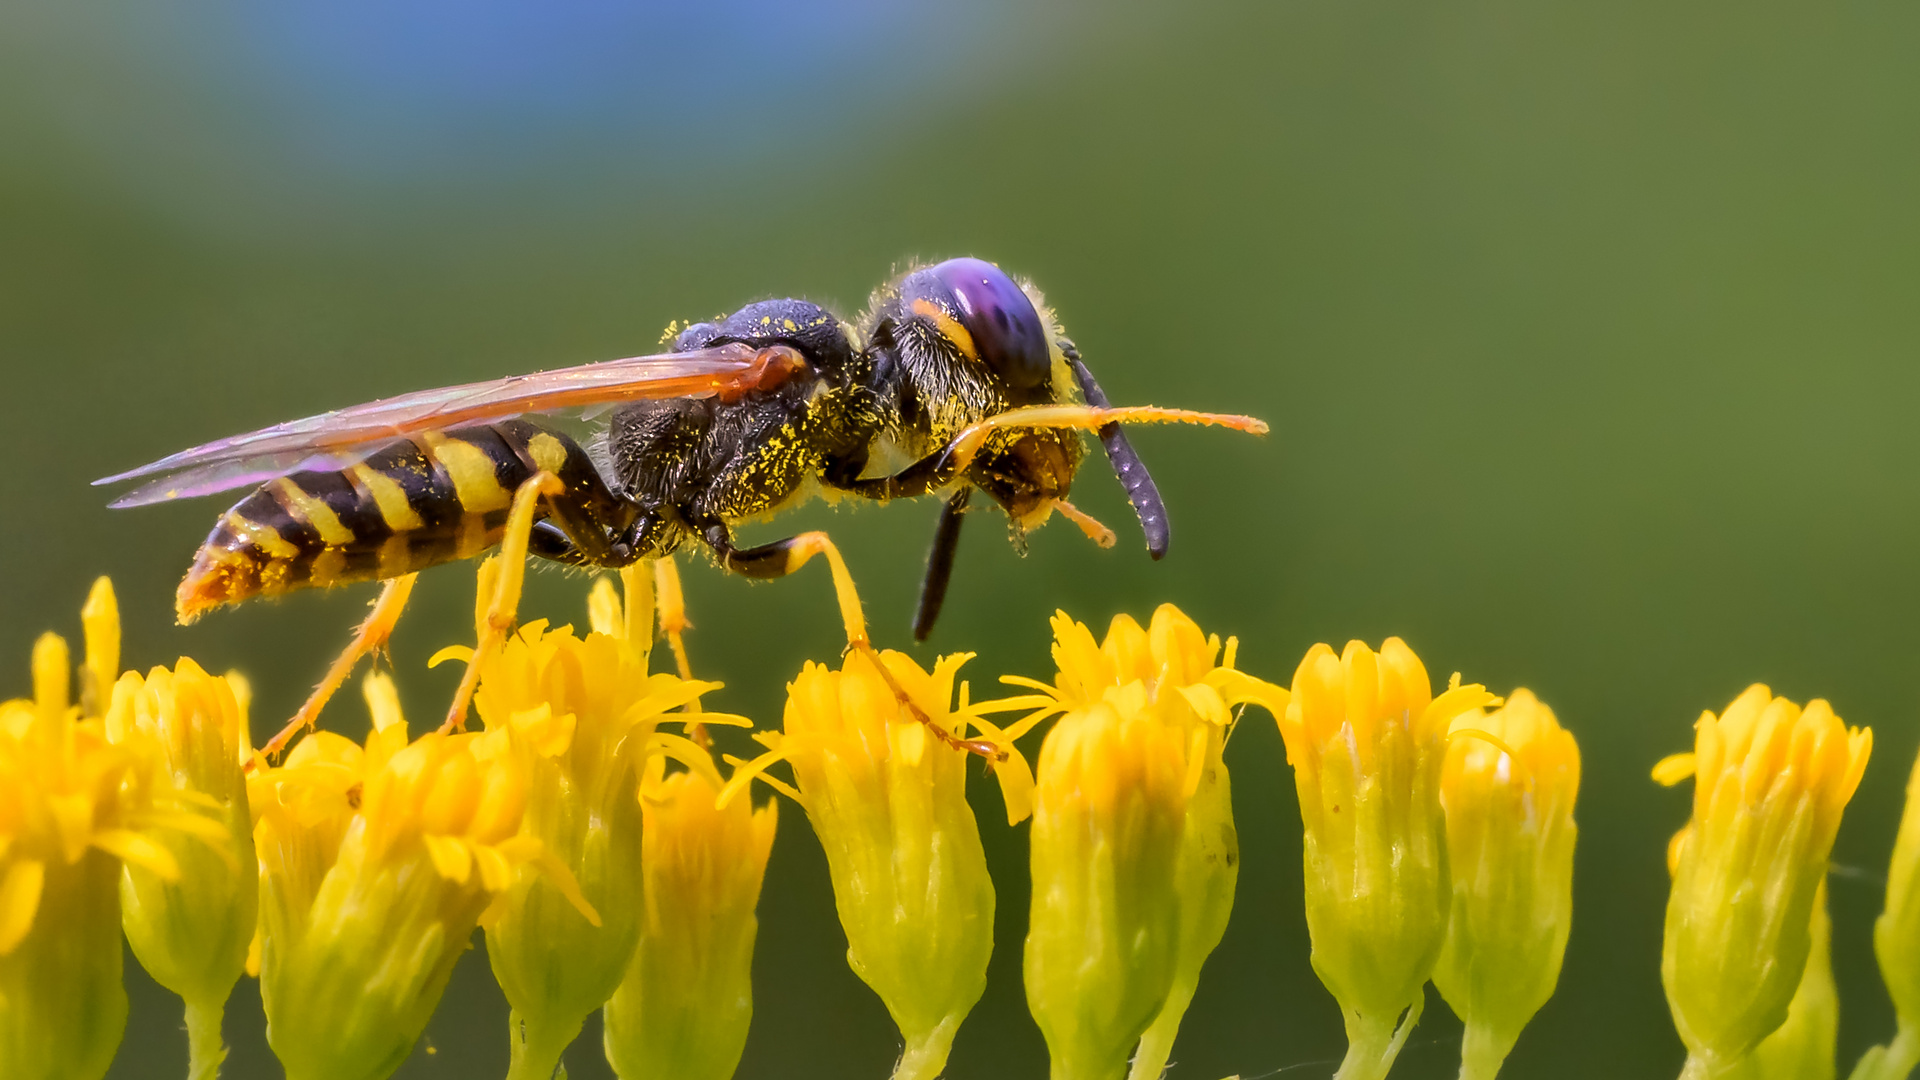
[1064,345,1170,559]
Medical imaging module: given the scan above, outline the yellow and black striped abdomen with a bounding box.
[175,420,606,622]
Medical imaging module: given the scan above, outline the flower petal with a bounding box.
[0,859,45,955]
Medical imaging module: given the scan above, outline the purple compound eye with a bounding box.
[910,258,1053,388]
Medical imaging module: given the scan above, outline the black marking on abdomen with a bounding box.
[177,421,622,621]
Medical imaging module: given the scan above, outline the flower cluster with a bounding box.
[1,581,237,1080]
[1266,638,1585,1080]
[15,547,1920,1080]
[1653,685,1874,1080]
[988,606,1284,1080]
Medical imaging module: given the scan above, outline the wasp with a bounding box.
[100,258,1264,749]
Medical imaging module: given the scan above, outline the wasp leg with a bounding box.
[441,471,563,732]
[832,404,1265,505]
[529,520,593,564]
[253,572,418,769]
[912,487,970,642]
[831,451,959,502]
[647,554,711,746]
[692,517,1002,760]
[527,508,675,568]
[944,404,1266,473]
[652,554,696,681]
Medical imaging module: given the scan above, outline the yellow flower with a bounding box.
[100,582,257,1080]
[1276,637,1495,1080]
[470,567,735,1080]
[995,605,1285,1080]
[1654,684,1869,1080]
[1859,743,1920,1080]
[251,672,597,1080]
[0,590,219,1080]
[1734,883,1836,1080]
[604,742,777,1080]
[1022,680,1190,1080]
[1433,688,1580,1080]
[723,648,1000,1080]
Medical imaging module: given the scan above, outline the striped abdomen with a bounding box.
[175,419,610,622]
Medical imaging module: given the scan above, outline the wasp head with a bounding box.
[896,257,1061,402]
[968,430,1085,538]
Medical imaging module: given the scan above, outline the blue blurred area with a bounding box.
[1,0,1088,237]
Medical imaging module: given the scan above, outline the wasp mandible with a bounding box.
[100,258,1266,749]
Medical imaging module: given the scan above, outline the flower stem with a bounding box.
[1127,978,1200,1080]
[184,997,228,1080]
[1848,1022,1920,1080]
[1334,996,1424,1080]
[1455,1021,1516,1080]
[505,1008,582,1080]
[1679,1051,1747,1080]
[892,1016,963,1080]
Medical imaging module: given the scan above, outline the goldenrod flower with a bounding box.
[1276,637,1495,1080]
[471,568,733,1080]
[251,672,597,1080]
[723,648,1002,1080]
[1022,681,1189,1080]
[1851,743,1920,1080]
[1654,684,1869,1080]
[102,584,256,1080]
[995,605,1285,1080]
[1433,688,1580,1080]
[1738,883,1836,1080]
[604,742,777,1080]
[1,593,218,1080]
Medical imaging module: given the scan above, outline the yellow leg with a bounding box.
[779,531,1002,760]
[773,532,871,648]
[652,555,697,682]
[257,572,417,765]
[945,404,1268,473]
[650,554,710,747]
[441,471,562,733]
[619,564,654,656]
[1050,499,1117,548]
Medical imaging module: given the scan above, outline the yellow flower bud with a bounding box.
[725,649,996,1080]
[1023,684,1193,1080]
[1,600,216,1080]
[1276,637,1494,1080]
[1733,884,1835,1080]
[1433,689,1580,1080]
[1655,685,1869,1080]
[474,571,730,1080]
[604,746,777,1080]
[996,605,1284,1080]
[1852,743,1920,1080]
[251,674,597,1080]
[106,650,257,1080]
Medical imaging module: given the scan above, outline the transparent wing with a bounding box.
[98,344,774,508]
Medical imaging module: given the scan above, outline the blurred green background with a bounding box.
[4,1,1919,1077]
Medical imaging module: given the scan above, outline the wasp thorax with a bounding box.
[672,298,856,372]
[904,258,1053,389]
